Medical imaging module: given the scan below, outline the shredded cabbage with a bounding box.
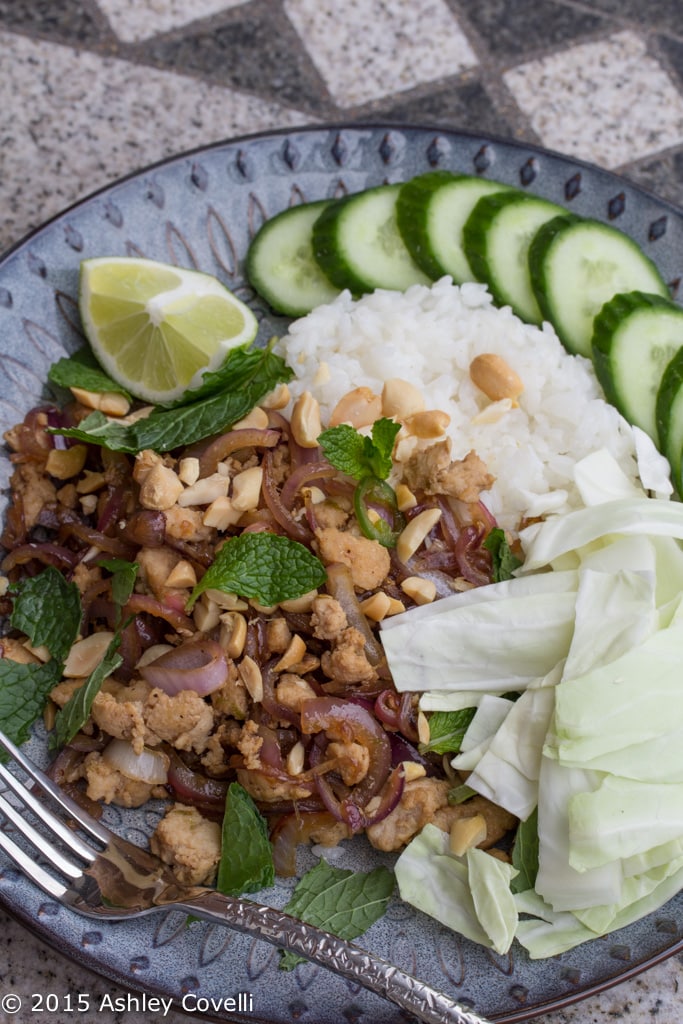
[382,449,683,958]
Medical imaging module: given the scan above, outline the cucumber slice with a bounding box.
[592,291,683,442]
[312,184,431,294]
[529,215,669,358]
[656,348,683,494]
[246,199,339,317]
[396,171,516,283]
[463,192,566,324]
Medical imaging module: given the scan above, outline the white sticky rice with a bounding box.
[275,277,646,532]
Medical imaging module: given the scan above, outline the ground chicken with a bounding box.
[49,678,86,705]
[310,595,348,640]
[144,688,214,753]
[10,463,57,530]
[366,778,450,852]
[431,794,517,848]
[200,722,238,776]
[327,740,369,786]
[163,505,214,543]
[150,803,221,886]
[91,682,153,755]
[81,751,158,808]
[403,441,494,503]
[274,673,317,713]
[136,546,183,600]
[321,626,377,686]
[236,719,263,769]
[311,499,348,530]
[236,768,314,803]
[210,661,248,720]
[315,526,390,590]
[71,561,103,595]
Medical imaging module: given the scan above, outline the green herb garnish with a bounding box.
[318,417,403,547]
[50,633,123,750]
[483,527,522,582]
[0,567,81,749]
[49,343,292,454]
[318,417,400,482]
[279,860,395,971]
[97,558,139,616]
[419,708,477,756]
[217,783,275,895]
[510,807,539,894]
[187,533,326,610]
[48,347,132,400]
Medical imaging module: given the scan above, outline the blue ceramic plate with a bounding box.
[1,124,683,1024]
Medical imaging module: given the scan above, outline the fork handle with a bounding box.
[177,891,490,1024]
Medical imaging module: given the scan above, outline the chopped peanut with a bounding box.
[164,560,197,589]
[401,576,437,605]
[396,507,442,563]
[329,387,382,428]
[381,378,425,419]
[290,391,322,448]
[231,466,263,512]
[45,444,88,480]
[273,634,307,672]
[449,814,487,856]
[239,656,263,702]
[403,410,451,439]
[64,632,116,677]
[469,353,524,404]
[139,463,184,511]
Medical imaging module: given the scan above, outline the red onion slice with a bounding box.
[140,638,229,696]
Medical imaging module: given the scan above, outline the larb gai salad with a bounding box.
[3,168,683,964]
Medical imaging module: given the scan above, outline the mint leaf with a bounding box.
[279,860,394,970]
[484,528,522,582]
[10,566,81,663]
[50,634,123,750]
[510,807,539,894]
[161,341,283,408]
[51,344,292,454]
[97,558,139,610]
[369,417,401,479]
[0,659,62,749]
[419,708,477,756]
[217,782,275,895]
[319,417,400,482]
[48,348,131,399]
[188,533,326,609]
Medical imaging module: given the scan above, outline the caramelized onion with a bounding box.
[1,541,79,571]
[140,638,228,696]
[261,450,311,542]
[270,809,341,877]
[324,562,385,666]
[124,593,194,634]
[301,696,392,827]
[166,749,229,811]
[198,427,280,477]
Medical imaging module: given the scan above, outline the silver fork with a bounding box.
[0,729,492,1024]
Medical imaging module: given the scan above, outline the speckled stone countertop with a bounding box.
[1,2,683,1023]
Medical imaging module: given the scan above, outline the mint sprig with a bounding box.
[48,347,132,400]
[50,634,123,750]
[0,567,81,749]
[319,417,401,482]
[217,782,275,895]
[187,533,326,609]
[9,566,82,663]
[49,343,292,454]
[279,860,395,970]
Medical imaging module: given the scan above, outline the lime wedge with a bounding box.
[79,257,259,404]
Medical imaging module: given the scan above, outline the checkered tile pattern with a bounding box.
[3,0,683,254]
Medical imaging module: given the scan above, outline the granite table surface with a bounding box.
[1,1,683,1023]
